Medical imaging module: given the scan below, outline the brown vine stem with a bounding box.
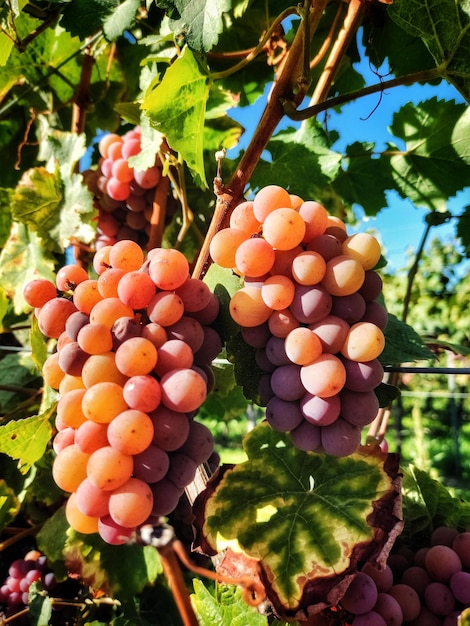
[147,174,169,251]
[0,524,43,552]
[192,0,328,280]
[158,543,200,626]
[281,66,444,121]
[71,46,95,136]
[309,0,365,105]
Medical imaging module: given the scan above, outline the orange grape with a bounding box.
[89,297,134,329]
[340,321,385,361]
[77,323,113,354]
[58,374,85,395]
[56,389,87,428]
[148,248,189,290]
[52,444,89,493]
[87,446,134,491]
[97,267,126,298]
[147,291,184,326]
[108,239,144,271]
[65,492,99,534]
[322,255,365,296]
[42,352,64,389]
[252,185,292,223]
[229,286,272,327]
[261,275,295,310]
[108,477,153,528]
[291,250,327,285]
[235,238,275,277]
[229,201,261,236]
[56,265,89,292]
[284,327,323,365]
[262,208,306,251]
[107,409,154,455]
[117,270,156,309]
[82,381,128,423]
[268,309,300,337]
[298,201,328,242]
[300,354,346,397]
[209,228,248,268]
[115,337,158,377]
[342,233,382,270]
[73,279,103,314]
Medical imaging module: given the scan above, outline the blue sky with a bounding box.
[226,45,470,274]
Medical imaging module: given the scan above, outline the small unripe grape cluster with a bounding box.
[210,184,387,457]
[0,550,55,622]
[82,127,176,250]
[24,240,220,544]
[334,527,470,625]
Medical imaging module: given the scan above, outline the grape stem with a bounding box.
[158,541,200,626]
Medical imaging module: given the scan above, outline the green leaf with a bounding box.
[142,47,210,187]
[389,0,470,101]
[60,0,120,39]
[250,119,342,205]
[103,0,141,41]
[334,142,394,216]
[38,506,162,599]
[381,313,436,366]
[191,579,268,626]
[0,479,21,531]
[161,0,232,52]
[0,222,56,315]
[30,315,49,372]
[0,188,13,247]
[200,425,402,616]
[0,352,40,412]
[388,98,470,211]
[0,407,54,474]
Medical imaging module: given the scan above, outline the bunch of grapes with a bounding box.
[83,127,175,250]
[333,527,470,625]
[0,550,55,621]
[209,185,387,456]
[24,239,220,545]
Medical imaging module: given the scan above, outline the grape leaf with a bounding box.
[37,506,162,598]
[195,425,403,619]
[142,47,210,187]
[381,313,435,365]
[191,579,268,626]
[388,0,470,102]
[60,0,120,39]
[0,222,56,315]
[160,0,232,52]
[0,353,40,412]
[103,0,141,41]
[0,407,54,474]
[388,98,470,211]
[334,142,395,216]
[249,119,342,204]
[0,479,21,531]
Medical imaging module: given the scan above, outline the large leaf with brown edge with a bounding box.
[193,423,403,620]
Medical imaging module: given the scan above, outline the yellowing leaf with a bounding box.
[0,409,54,474]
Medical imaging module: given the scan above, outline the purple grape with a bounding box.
[255,348,276,372]
[289,420,321,451]
[269,364,304,401]
[321,417,361,457]
[65,311,90,340]
[177,420,214,465]
[340,389,379,427]
[258,373,274,405]
[111,315,142,350]
[265,335,291,366]
[241,322,271,348]
[306,233,342,261]
[342,358,384,392]
[57,341,89,376]
[300,393,340,426]
[166,316,204,352]
[424,581,455,616]
[330,293,366,324]
[151,478,184,516]
[265,397,304,432]
[194,326,223,365]
[341,572,378,615]
[166,453,198,489]
[360,301,388,329]
[133,444,170,483]
[358,270,383,301]
[450,570,470,604]
[149,405,190,451]
[289,284,332,324]
[351,611,386,626]
[373,592,403,625]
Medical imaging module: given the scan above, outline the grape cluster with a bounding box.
[210,185,387,456]
[24,240,220,544]
[336,527,470,625]
[83,127,174,250]
[0,550,55,622]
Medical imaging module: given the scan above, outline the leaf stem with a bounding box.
[281,67,444,121]
[210,6,299,81]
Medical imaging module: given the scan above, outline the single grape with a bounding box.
[341,572,378,615]
[265,397,304,432]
